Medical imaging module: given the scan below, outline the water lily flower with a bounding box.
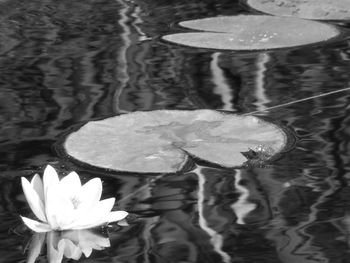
[21,165,128,232]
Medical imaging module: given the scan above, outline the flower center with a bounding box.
[70,196,81,209]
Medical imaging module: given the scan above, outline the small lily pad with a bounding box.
[162,15,339,50]
[247,0,350,21]
[64,110,289,173]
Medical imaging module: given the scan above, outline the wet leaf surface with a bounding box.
[162,15,339,50]
[247,0,350,21]
[64,110,287,173]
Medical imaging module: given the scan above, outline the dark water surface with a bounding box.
[1,0,350,262]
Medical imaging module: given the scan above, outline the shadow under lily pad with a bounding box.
[64,110,289,173]
[162,15,339,50]
[247,0,350,21]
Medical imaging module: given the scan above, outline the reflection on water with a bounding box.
[254,53,271,112]
[209,53,236,111]
[1,0,350,262]
[27,229,110,263]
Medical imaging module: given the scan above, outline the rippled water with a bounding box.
[1,0,350,262]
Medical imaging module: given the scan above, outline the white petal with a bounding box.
[55,199,76,229]
[45,186,75,230]
[68,198,116,229]
[75,178,102,211]
[44,187,59,229]
[30,174,44,204]
[69,181,103,227]
[59,171,82,198]
[21,216,52,232]
[43,165,60,197]
[107,211,128,223]
[21,177,47,222]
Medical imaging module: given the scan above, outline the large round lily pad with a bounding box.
[247,0,350,21]
[162,15,339,50]
[64,110,288,173]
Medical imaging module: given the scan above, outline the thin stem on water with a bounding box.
[244,86,350,115]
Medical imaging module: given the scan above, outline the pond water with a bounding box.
[1,0,350,262]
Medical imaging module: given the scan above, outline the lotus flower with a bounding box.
[21,165,128,232]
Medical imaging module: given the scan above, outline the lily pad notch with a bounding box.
[63,110,291,174]
[162,15,339,50]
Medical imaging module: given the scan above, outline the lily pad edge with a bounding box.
[59,110,295,174]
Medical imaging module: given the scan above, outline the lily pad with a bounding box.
[162,15,339,50]
[247,0,350,21]
[64,110,289,173]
